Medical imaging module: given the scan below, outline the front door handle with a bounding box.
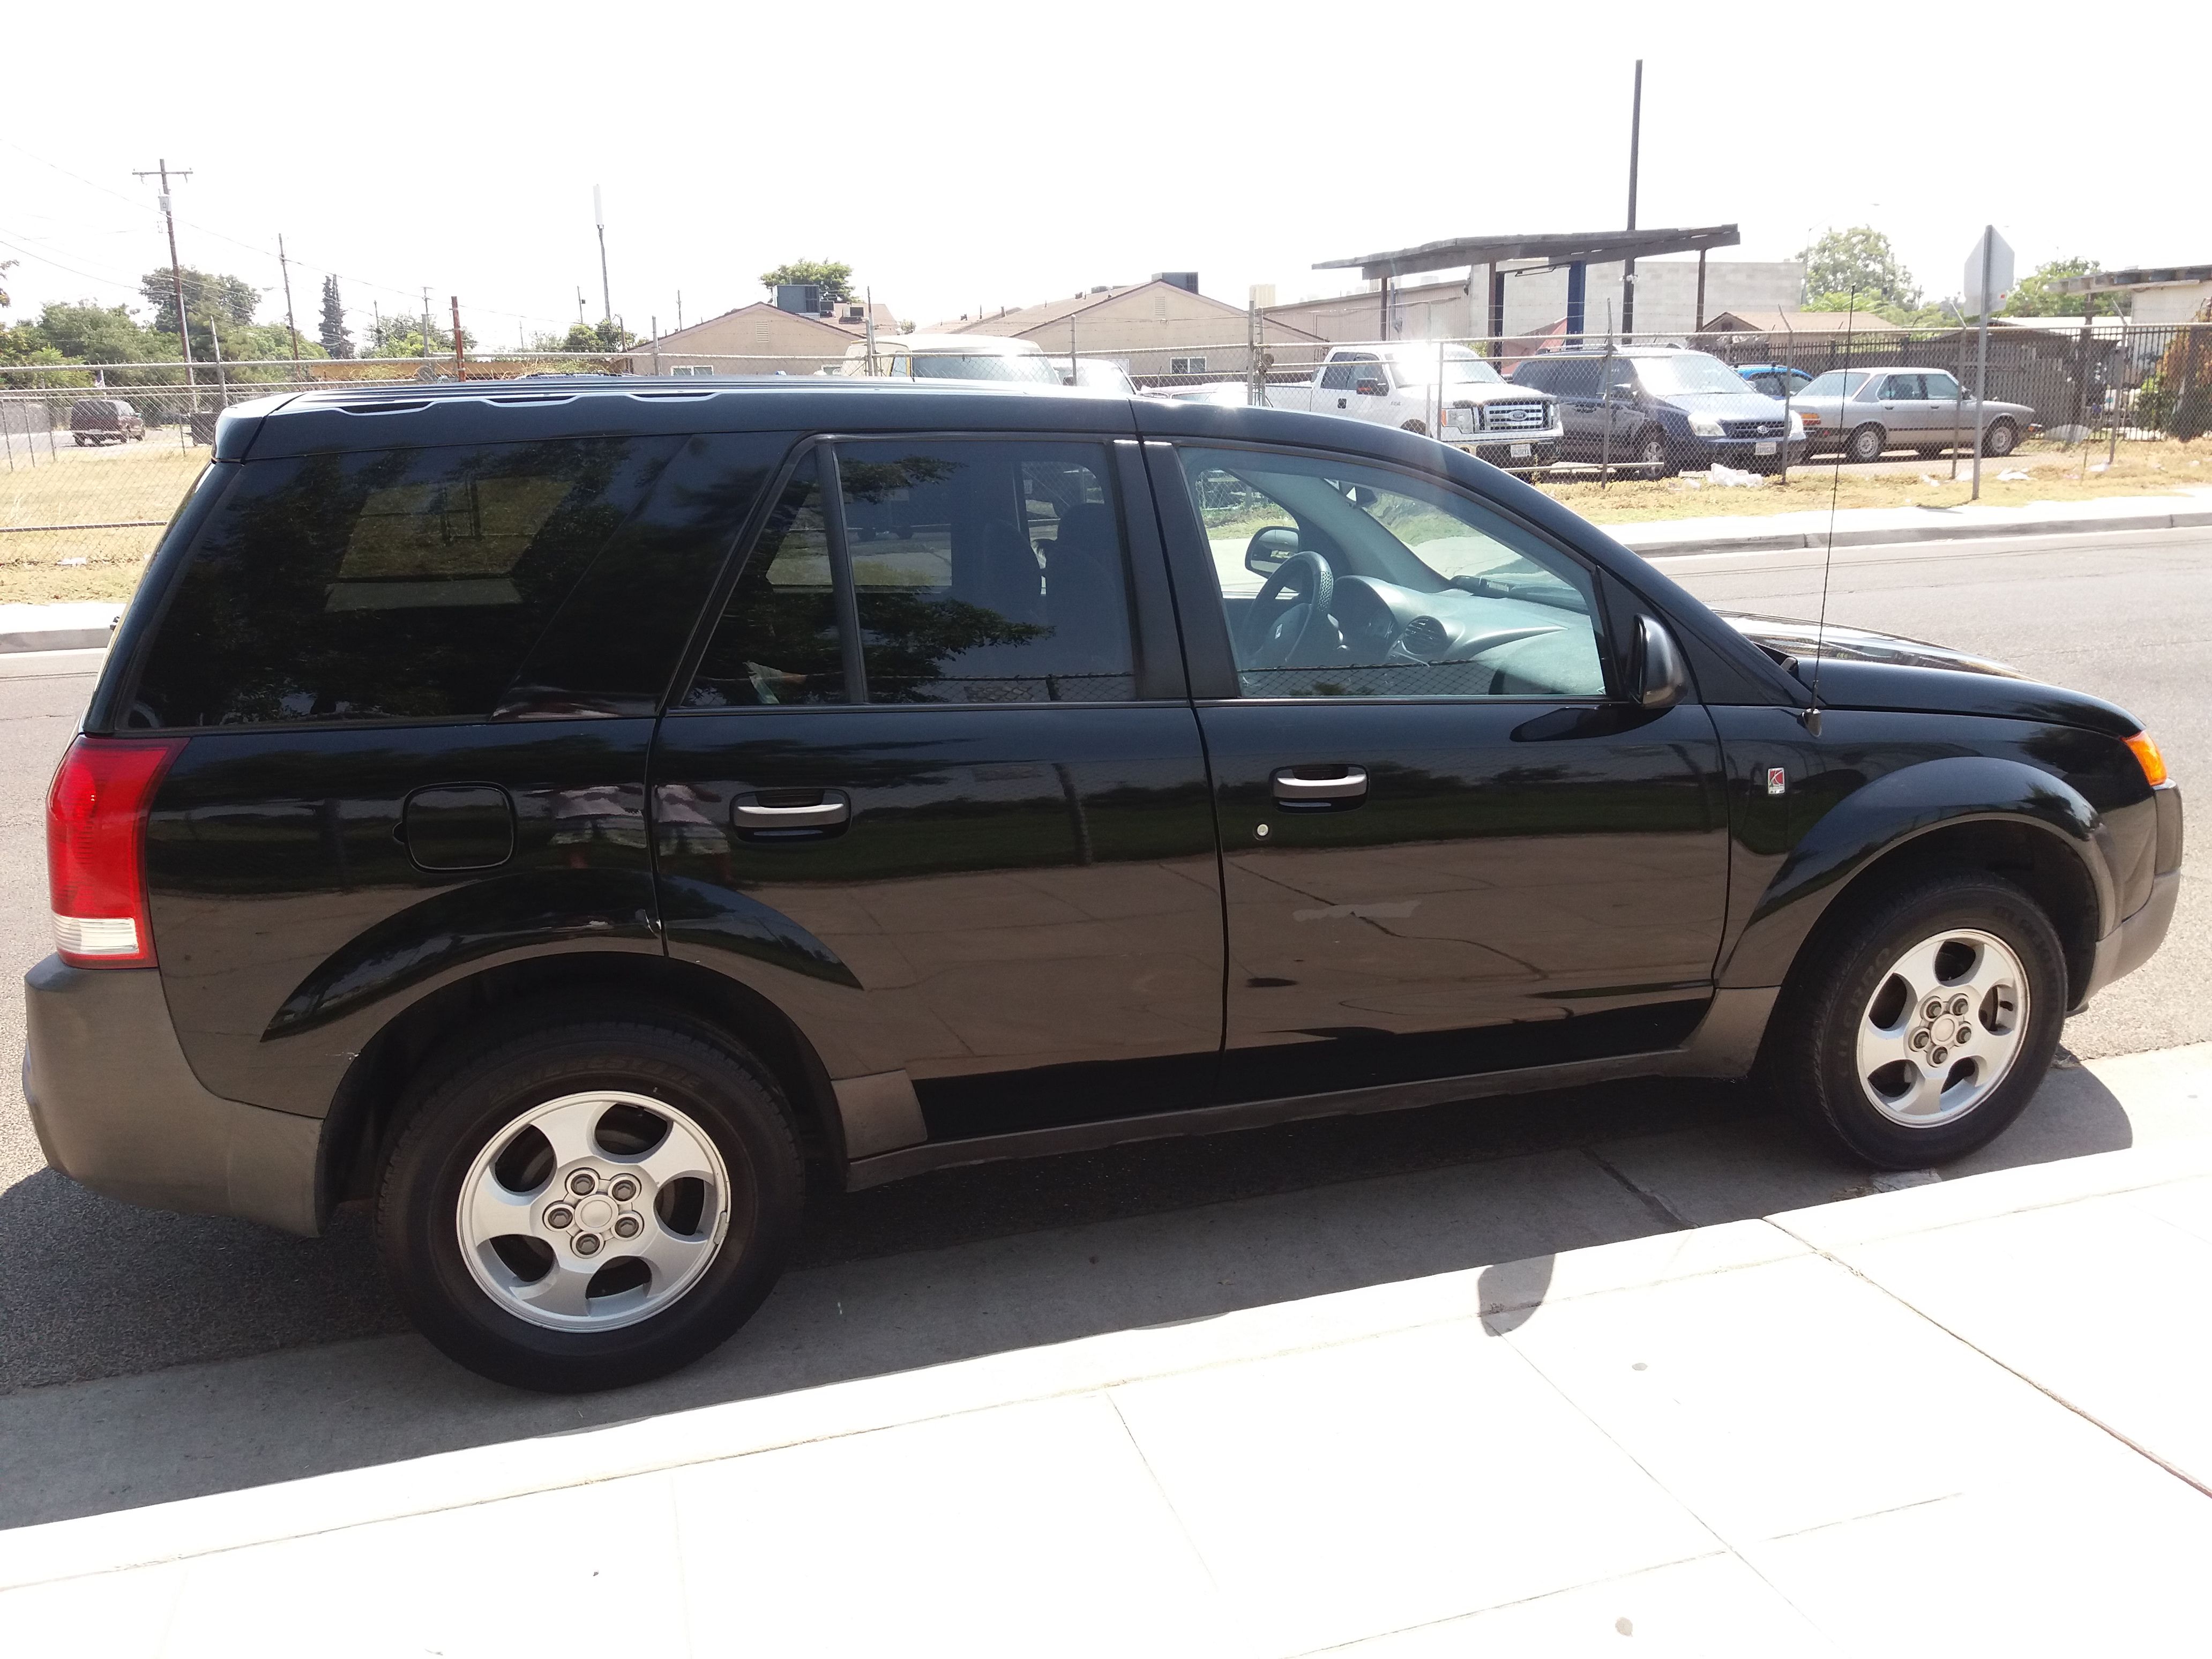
[733,791,851,830]
[1272,766,1368,804]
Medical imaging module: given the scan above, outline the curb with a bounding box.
[0,629,113,654]
[1620,503,2212,560]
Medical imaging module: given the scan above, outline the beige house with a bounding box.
[621,298,901,377]
[930,279,1318,382]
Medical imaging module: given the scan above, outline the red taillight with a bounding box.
[46,736,185,968]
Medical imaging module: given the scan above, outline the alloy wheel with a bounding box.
[456,1089,731,1332]
[1854,928,2029,1127]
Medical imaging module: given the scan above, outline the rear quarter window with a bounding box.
[125,437,676,728]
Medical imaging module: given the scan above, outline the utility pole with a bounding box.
[278,233,303,375]
[577,286,587,327]
[132,159,197,414]
[421,288,432,366]
[451,296,464,379]
[676,290,684,332]
[1621,60,1642,339]
[593,186,612,328]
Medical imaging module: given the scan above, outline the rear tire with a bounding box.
[1845,423,1886,464]
[1762,872,2066,1168]
[377,1017,804,1392]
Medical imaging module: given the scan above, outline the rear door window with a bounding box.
[127,438,676,728]
[684,439,1139,707]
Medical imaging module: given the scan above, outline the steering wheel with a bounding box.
[1242,550,1337,668]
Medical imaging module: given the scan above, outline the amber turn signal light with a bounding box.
[2125,730,2169,788]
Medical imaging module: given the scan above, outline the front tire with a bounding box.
[1762,872,2066,1168]
[1400,419,1426,436]
[1982,419,2019,458]
[1635,428,1675,476]
[377,1016,804,1392]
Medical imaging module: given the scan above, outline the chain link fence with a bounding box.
[6,325,2206,595]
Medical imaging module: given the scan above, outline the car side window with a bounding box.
[1922,371,1962,400]
[684,470,850,707]
[1879,373,1925,400]
[1178,446,1609,701]
[684,439,1138,708]
[128,437,677,728]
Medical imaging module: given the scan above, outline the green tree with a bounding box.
[1795,227,1920,312]
[27,301,153,363]
[560,319,636,351]
[318,274,354,357]
[0,258,15,310]
[2002,258,2128,318]
[140,266,258,334]
[758,260,854,304]
[364,310,476,355]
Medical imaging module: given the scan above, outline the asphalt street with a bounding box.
[0,524,2203,1407]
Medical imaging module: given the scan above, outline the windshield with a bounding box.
[908,354,1064,385]
[1632,353,1755,397]
[1387,349,1506,387]
[1802,370,1871,398]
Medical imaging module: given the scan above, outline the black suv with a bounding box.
[27,380,2181,1391]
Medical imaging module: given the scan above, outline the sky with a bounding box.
[5,0,2207,352]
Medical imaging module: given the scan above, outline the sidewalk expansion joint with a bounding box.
[1579,1146,1694,1233]
[1764,1218,2212,1506]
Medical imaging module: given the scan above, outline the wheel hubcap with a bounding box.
[1856,928,2029,1127]
[457,1090,731,1332]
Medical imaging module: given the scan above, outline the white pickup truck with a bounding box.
[1171,345,1563,475]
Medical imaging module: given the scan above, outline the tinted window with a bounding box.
[684,468,849,707]
[842,440,1135,703]
[684,439,1138,708]
[129,438,675,728]
[1179,446,1608,700]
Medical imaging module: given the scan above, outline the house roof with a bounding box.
[928,283,1146,335]
[1703,309,1893,334]
[640,299,898,351]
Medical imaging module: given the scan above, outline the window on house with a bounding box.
[670,364,714,378]
[1169,356,1208,377]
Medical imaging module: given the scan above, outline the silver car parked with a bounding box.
[1796,367,2035,464]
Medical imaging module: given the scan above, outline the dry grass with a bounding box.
[0,438,203,602]
[1544,438,2212,524]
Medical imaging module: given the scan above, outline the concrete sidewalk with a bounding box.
[1612,488,2212,559]
[4,1046,2207,1656]
[3,494,2205,653]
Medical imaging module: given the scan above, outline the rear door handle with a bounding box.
[733,791,851,830]
[1272,766,1368,804]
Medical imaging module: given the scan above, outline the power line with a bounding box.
[4,137,573,333]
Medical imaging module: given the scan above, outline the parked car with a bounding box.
[1511,348,1804,474]
[29,378,2179,1392]
[1253,344,1562,475]
[1736,364,1814,400]
[1793,368,2035,463]
[834,332,1065,384]
[70,398,145,446]
[1065,358,1137,394]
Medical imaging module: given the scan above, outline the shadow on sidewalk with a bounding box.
[0,1057,2141,1531]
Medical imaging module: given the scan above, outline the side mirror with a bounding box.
[1355,379,1387,397]
[1636,616,1689,711]
[1245,526,1301,577]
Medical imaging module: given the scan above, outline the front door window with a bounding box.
[1180,446,1609,701]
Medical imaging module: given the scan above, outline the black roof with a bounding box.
[214,375,1496,462]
